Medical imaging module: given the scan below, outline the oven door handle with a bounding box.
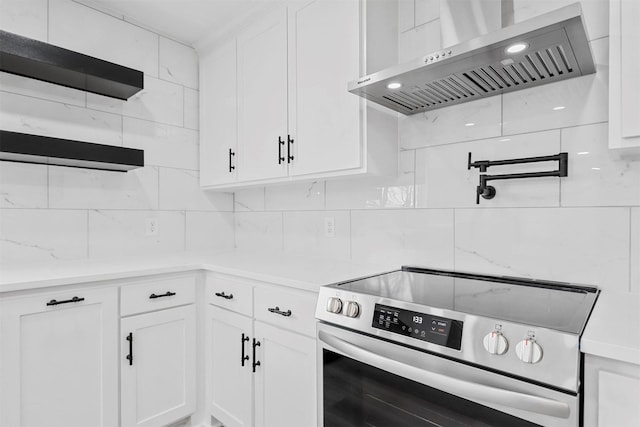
[319,330,571,419]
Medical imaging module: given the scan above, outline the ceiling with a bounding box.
[76,0,283,48]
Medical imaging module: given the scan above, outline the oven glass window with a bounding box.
[323,350,541,427]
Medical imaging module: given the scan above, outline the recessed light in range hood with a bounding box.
[348,3,595,115]
[0,30,143,100]
[0,131,144,172]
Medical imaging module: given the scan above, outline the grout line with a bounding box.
[46,0,50,42]
[348,209,353,261]
[86,210,90,258]
[452,209,456,270]
[184,210,187,250]
[628,208,633,293]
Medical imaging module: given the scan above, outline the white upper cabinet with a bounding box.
[199,0,398,189]
[287,0,361,176]
[237,8,289,182]
[200,40,238,185]
[609,0,640,156]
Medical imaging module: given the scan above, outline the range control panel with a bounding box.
[372,304,463,350]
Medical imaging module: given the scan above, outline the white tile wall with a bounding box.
[48,167,159,210]
[415,131,562,208]
[0,0,47,41]
[159,37,199,89]
[159,168,233,211]
[185,211,234,252]
[0,209,88,262]
[0,163,48,209]
[351,209,454,268]
[399,96,502,149]
[561,123,640,207]
[0,0,229,264]
[234,0,639,296]
[0,91,123,146]
[283,211,350,260]
[265,181,325,211]
[326,150,415,210]
[87,76,184,127]
[454,207,630,290]
[235,212,283,252]
[0,72,86,107]
[49,0,159,77]
[88,210,185,258]
[631,208,640,293]
[123,118,198,170]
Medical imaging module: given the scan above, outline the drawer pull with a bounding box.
[149,291,176,299]
[252,338,261,372]
[126,332,133,366]
[241,333,250,367]
[268,306,292,317]
[215,291,234,300]
[46,296,84,306]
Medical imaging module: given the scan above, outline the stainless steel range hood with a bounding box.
[348,2,595,115]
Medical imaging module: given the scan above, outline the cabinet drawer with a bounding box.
[121,275,196,316]
[254,286,317,337]
[206,275,253,317]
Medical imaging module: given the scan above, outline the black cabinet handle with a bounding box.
[252,338,261,372]
[149,291,176,299]
[215,292,233,300]
[241,333,250,367]
[229,148,235,172]
[126,332,133,366]
[268,306,292,317]
[46,296,84,306]
[278,136,285,164]
[287,134,294,163]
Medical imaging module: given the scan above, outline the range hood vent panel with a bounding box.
[0,131,144,172]
[349,3,595,115]
[0,30,143,100]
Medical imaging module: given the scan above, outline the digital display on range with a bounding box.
[372,304,463,350]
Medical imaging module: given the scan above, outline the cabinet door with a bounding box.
[288,0,361,176]
[253,321,316,427]
[207,306,253,427]
[0,287,118,427]
[609,0,640,151]
[200,40,238,186]
[237,7,289,182]
[121,305,196,427]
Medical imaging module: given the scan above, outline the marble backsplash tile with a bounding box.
[235,212,283,252]
[415,130,562,208]
[0,209,88,262]
[454,207,630,290]
[283,210,351,260]
[49,0,159,77]
[0,163,48,209]
[185,211,234,252]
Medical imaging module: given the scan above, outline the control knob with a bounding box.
[515,338,543,364]
[326,297,343,314]
[343,301,360,318]
[482,331,508,355]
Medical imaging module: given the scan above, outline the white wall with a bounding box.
[0,0,234,264]
[234,0,640,293]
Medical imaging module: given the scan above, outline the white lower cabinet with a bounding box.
[206,274,317,427]
[207,306,254,427]
[584,354,640,427]
[121,305,197,427]
[0,286,118,427]
[253,321,316,427]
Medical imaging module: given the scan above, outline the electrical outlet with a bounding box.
[145,218,159,236]
[324,217,335,238]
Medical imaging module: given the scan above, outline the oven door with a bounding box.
[317,323,579,427]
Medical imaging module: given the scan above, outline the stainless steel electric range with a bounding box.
[315,267,599,427]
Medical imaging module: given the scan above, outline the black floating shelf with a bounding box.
[0,130,144,172]
[0,30,143,100]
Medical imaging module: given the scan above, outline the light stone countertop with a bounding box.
[581,291,640,366]
[0,250,392,294]
[2,251,636,366]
